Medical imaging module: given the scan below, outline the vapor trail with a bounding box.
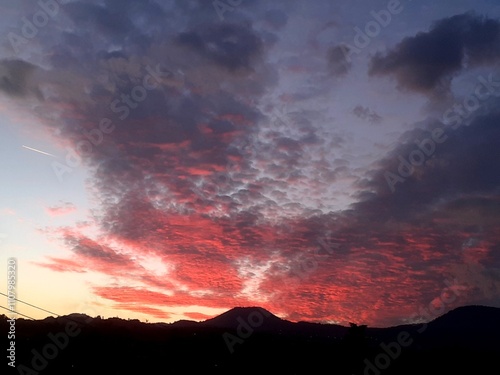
[22,145,56,157]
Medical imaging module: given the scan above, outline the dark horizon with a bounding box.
[3,304,500,374]
[4,303,499,329]
[1,0,500,350]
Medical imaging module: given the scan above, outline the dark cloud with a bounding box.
[62,1,136,40]
[352,105,382,124]
[327,44,352,76]
[64,233,132,266]
[369,13,500,93]
[176,23,264,71]
[356,103,500,224]
[0,59,41,98]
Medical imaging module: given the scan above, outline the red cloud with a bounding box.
[184,311,214,321]
[33,256,87,273]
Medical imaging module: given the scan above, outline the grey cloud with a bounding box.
[62,1,136,39]
[65,234,132,265]
[176,23,264,71]
[327,44,352,77]
[355,104,500,224]
[369,13,500,93]
[352,105,383,124]
[0,59,42,99]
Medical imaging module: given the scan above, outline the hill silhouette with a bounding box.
[2,305,499,374]
[200,306,286,329]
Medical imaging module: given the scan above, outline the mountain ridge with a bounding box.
[2,305,499,374]
[3,304,499,329]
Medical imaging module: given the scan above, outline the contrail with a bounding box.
[22,145,56,157]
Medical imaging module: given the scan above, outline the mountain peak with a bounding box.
[430,305,500,327]
[201,306,284,329]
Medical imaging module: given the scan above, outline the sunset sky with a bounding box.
[1,0,500,327]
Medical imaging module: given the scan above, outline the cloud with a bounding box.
[35,230,139,275]
[34,256,87,273]
[352,105,382,124]
[327,44,352,76]
[113,304,172,320]
[0,59,42,99]
[184,311,213,321]
[65,234,132,266]
[62,2,135,39]
[175,22,264,71]
[45,202,76,217]
[361,106,500,215]
[11,0,499,325]
[264,9,288,30]
[369,13,500,93]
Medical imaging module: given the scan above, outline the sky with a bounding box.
[0,0,499,327]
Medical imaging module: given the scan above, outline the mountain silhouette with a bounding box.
[429,304,500,328]
[418,305,500,351]
[200,306,286,329]
[2,305,499,374]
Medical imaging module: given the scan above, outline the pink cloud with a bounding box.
[45,202,77,217]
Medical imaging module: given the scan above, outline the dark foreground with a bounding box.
[2,305,499,374]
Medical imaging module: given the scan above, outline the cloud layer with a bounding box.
[3,0,499,326]
[369,13,500,93]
